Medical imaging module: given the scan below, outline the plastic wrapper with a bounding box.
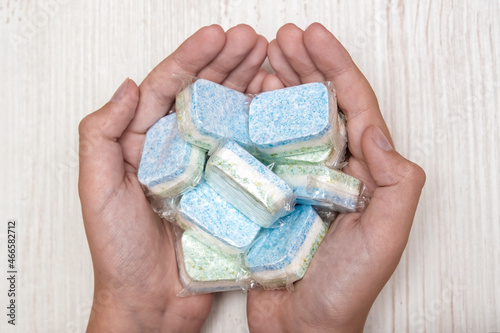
[306,176,368,213]
[273,164,367,213]
[314,208,339,225]
[176,181,261,254]
[245,205,327,290]
[176,229,252,296]
[324,111,348,169]
[205,139,296,228]
[269,146,333,165]
[176,78,253,150]
[249,81,344,158]
[137,113,206,202]
[264,112,348,168]
[149,196,180,222]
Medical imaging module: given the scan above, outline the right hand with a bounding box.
[247,22,426,333]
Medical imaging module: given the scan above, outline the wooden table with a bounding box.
[1,0,498,331]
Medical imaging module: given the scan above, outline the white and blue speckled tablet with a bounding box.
[176,79,251,150]
[137,113,206,198]
[177,181,261,253]
[273,164,363,213]
[266,113,348,168]
[249,82,338,158]
[205,140,295,228]
[245,205,327,288]
[266,146,334,165]
[176,230,251,295]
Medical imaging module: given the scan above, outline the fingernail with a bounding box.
[373,126,394,151]
[111,78,129,102]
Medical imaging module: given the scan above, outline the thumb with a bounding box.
[78,78,139,212]
[360,126,426,256]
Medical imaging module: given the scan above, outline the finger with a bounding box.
[261,73,286,91]
[135,25,226,133]
[276,23,325,83]
[267,39,301,86]
[303,23,393,159]
[360,126,425,257]
[120,25,227,168]
[197,24,258,84]
[222,35,268,92]
[78,79,140,211]
[246,68,270,94]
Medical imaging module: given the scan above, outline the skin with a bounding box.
[79,23,425,333]
[247,23,426,332]
[78,24,268,332]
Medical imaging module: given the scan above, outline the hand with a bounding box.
[247,23,426,332]
[78,24,268,332]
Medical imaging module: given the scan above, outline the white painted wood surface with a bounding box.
[1,0,499,332]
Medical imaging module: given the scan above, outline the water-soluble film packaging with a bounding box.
[245,205,327,289]
[176,229,252,296]
[249,82,343,159]
[176,181,261,254]
[137,113,206,203]
[273,164,366,213]
[136,77,361,296]
[264,112,348,168]
[205,140,296,228]
[324,111,348,169]
[176,78,252,150]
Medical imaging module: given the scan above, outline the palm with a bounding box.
[79,24,269,331]
[247,23,424,332]
[79,23,424,332]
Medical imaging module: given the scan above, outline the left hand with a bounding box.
[78,24,268,332]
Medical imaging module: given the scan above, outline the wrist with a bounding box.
[87,286,165,333]
[87,281,207,333]
[282,302,368,333]
[292,312,367,333]
[284,320,365,333]
[87,304,157,333]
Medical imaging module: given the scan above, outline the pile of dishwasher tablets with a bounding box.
[137,79,367,295]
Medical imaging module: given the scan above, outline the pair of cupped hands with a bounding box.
[78,23,425,332]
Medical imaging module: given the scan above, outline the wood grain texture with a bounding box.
[0,0,498,332]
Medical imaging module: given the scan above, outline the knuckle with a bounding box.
[399,160,426,187]
[408,162,426,185]
[141,75,165,104]
[224,79,248,92]
[78,114,93,136]
[78,110,103,139]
